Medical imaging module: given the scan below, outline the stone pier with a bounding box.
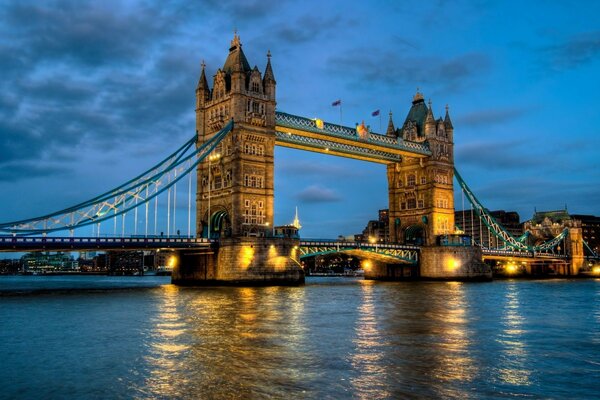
[172,237,304,286]
[419,245,492,281]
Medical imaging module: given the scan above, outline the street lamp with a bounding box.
[207,152,221,239]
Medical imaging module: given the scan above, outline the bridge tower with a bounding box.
[387,91,455,246]
[174,34,303,285]
[195,33,276,239]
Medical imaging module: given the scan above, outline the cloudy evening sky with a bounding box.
[0,0,599,238]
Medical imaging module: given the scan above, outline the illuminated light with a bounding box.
[315,118,324,129]
[592,266,600,275]
[293,245,299,250]
[445,257,461,272]
[241,245,255,269]
[167,255,178,269]
[506,263,518,274]
[362,260,372,271]
[369,236,376,244]
[324,147,329,152]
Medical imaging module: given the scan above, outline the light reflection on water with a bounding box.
[496,282,531,386]
[349,280,391,399]
[0,277,599,399]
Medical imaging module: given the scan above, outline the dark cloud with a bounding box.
[0,162,69,182]
[456,106,533,127]
[326,49,491,92]
[296,185,341,203]
[269,14,346,44]
[455,140,541,170]
[2,1,173,67]
[541,31,600,70]
[473,177,600,217]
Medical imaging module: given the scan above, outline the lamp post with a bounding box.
[207,153,220,239]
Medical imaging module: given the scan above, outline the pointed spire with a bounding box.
[292,206,302,230]
[444,104,453,129]
[197,60,209,91]
[425,99,434,122]
[224,32,251,74]
[386,110,395,136]
[263,49,276,83]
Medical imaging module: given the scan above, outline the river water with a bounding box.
[0,276,599,399]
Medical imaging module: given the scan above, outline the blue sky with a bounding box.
[0,0,599,239]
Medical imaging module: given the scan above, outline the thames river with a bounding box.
[0,276,599,399]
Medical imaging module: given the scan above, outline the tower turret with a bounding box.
[444,104,454,142]
[263,50,276,100]
[386,111,396,137]
[424,99,436,138]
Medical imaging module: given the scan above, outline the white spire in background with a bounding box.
[292,206,302,229]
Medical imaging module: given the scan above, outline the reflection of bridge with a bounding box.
[0,34,592,283]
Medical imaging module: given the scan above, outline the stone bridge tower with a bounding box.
[195,34,276,239]
[387,91,455,245]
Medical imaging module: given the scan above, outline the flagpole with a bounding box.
[340,104,343,126]
[379,113,382,133]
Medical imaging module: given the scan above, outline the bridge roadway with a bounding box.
[0,236,213,252]
[0,236,567,265]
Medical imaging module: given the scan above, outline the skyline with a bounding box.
[0,0,599,238]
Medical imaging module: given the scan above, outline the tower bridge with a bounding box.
[0,34,589,283]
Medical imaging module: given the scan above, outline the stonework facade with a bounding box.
[387,91,455,245]
[195,34,276,239]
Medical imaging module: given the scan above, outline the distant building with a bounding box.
[21,252,78,273]
[357,209,390,243]
[454,209,522,247]
[523,210,599,255]
[572,214,600,255]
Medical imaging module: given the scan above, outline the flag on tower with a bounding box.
[331,99,342,107]
[372,109,380,117]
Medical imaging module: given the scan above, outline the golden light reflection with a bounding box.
[430,282,475,383]
[350,280,391,399]
[497,283,531,386]
[592,266,600,275]
[143,284,191,398]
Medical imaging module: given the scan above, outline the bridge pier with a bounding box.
[172,237,304,286]
[419,245,492,281]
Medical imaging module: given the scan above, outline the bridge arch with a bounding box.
[404,224,425,246]
[207,207,231,238]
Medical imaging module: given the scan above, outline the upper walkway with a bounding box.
[275,112,431,164]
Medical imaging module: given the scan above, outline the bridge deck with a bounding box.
[0,236,214,252]
[275,112,431,164]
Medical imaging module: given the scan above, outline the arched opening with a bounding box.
[405,225,425,246]
[209,209,231,238]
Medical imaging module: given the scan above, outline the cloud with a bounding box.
[456,106,533,127]
[541,31,600,70]
[326,49,491,92]
[455,140,541,170]
[0,162,69,182]
[296,185,341,203]
[268,14,346,44]
[278,160,364,178]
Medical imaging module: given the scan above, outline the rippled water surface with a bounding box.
[1,276,599,399]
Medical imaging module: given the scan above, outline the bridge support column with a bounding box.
[567,227,584,275]
[172,237,304,286]
[419,246,491,281]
